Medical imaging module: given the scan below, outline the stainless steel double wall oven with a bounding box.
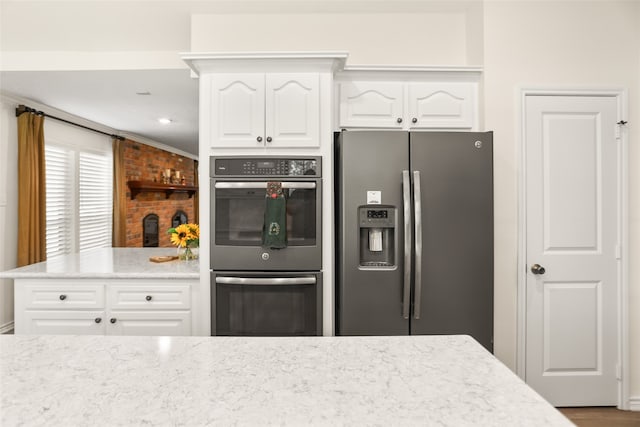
[210,157,322,336]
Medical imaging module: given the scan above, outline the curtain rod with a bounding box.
[15,104,125,141]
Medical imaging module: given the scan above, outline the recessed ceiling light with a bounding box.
[136,91,151,96]
[157,118,172,125]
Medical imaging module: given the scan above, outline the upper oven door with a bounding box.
[211,180,322,271]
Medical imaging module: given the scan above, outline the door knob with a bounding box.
[531,264,546,275]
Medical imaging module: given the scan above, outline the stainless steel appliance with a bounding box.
[210,156,323,336]
[335,131,493,351]
[210,156,321,271]
[213,271,322,336]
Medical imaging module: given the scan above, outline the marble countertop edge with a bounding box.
[0,271,199,280]
[0,248,200,280]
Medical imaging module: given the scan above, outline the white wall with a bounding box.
[0,0,191,70]
[0,98,18,332]
[190,1,484,66]
[483,0,640,404]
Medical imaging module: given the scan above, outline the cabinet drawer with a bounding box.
[107,311,191,336]
[23,311,106,335]
[23,284,104,310]
[107,285,191,310]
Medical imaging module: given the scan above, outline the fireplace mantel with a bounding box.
[127,180,198,200]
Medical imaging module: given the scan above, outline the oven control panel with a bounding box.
[212,157,321,177]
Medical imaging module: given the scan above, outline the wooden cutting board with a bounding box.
[149,255,179,263]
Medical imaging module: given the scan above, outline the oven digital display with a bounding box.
[256,161,275,169]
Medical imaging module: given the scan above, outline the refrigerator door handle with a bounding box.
[402,170,412,320]
[413,170,423,320]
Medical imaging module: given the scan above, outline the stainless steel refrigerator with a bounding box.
[335,130,493,352]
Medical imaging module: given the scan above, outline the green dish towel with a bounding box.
[262,182,287,249]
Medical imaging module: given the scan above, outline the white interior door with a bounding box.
[524,94,620,406]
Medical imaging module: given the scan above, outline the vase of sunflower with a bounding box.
[168,223,200,261]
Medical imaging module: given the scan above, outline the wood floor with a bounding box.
[558,407,640,427]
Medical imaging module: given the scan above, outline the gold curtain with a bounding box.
[112,137,127,247]
[17,112,46,266]
[193,160,199,224]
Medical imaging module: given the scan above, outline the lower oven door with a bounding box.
[212,272,322,336]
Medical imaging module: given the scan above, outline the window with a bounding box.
[44,120,112,258]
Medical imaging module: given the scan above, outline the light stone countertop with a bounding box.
[0,334,573,427]
[0,248,199,280]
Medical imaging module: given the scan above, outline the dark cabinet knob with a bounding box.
[145,295,152,301]
[397,117,403,123]
[94,318,102,324]
[266,136,273,143]
[412,118,418,124]
[110,318,117,324]
[531,264,546,275]
[59,294,67,301]
[256,136,263,143]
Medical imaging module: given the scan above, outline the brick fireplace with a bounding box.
[124,140,196,247]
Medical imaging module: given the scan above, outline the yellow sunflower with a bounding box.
[186,223,200,240]
[170,223,192,247]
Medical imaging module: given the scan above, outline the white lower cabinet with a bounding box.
[16,280,193,336]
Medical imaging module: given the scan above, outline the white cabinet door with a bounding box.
[407,82,475,129]
[339,82,404,128]
[107,311,191,336]
[23,311,106,335]
[211,74,265,148]
[265,74,320,147]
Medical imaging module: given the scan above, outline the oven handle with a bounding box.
[214,182,316,189]
[215,276,316,286]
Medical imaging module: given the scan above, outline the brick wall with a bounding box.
[124,140,196,247]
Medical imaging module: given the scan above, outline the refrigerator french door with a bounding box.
[335,131,493,352]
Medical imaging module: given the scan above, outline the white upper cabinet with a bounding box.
[265,74,320,147]
[339,82,404,128]
[407,82,475,129]
[211,74,265,148]
[337,69,480,131]
[211,73,320,148]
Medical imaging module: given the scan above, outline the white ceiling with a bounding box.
[0,69,199,156]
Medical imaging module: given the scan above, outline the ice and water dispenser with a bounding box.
[358,205,396,268]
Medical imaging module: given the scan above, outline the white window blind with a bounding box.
[44,120,113,258]
[45,145,73,258]
[79,151,112,251]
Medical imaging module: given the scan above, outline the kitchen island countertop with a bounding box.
[0,247,199,280]
[0,334,572,426]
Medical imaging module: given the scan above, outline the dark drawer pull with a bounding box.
[110,318,117,324]
[145,295,153,301]
[95,318,102,324]
[59,294,67,301]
